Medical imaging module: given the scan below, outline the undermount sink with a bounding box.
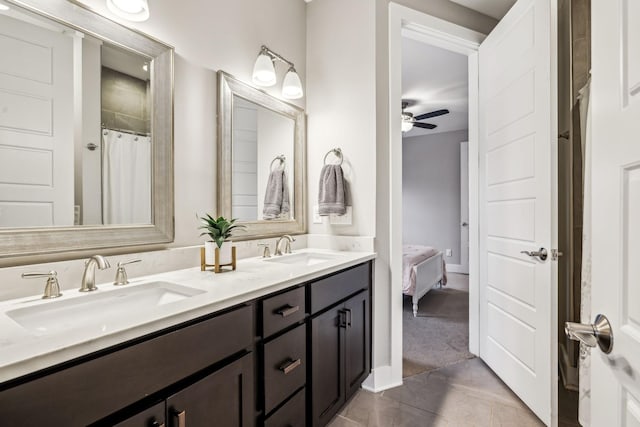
[6,281,204,335]
[264,252,338,266]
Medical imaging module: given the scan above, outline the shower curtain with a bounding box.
[578,78,591,427]
[102,130,152,225]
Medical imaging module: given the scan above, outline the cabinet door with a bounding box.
[344,291,370,400]
[113,402,166,427]
[166,353,254,427]
[310,305,345,427]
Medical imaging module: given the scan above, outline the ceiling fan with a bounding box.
[401,101,449,132]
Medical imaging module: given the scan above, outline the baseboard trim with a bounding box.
[446,263,468,274]
[362,365,403,392]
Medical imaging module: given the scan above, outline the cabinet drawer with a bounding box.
[265,387,306,427]
[310,263,370,314]
[262,286,305,337]
[0,304,254,426]
[264,324,306,414]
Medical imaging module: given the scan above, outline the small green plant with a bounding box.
[197,214,245,248]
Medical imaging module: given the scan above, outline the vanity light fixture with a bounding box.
[106,0,150,22]
[252,45,304,99]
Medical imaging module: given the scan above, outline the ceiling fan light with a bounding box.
[252,52,276,87]
[106,0,149,21]
[401,119,413,132]
[282,68,303,99]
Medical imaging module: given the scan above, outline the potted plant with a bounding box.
[197,214,244,265]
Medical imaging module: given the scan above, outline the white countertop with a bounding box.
[0,248,375,384]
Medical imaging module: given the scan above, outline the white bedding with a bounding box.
[402,244,447,295]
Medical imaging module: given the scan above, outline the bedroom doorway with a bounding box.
[400,35,473,378]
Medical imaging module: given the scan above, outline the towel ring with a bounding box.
[270,155,286,171]
[323,148,343,166]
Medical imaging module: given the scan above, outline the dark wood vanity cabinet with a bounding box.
[0,260,372,427]
[0,304,255,427]
[309,263,372,427]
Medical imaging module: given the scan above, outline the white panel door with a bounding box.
[479,0,556,424]
[460,141,469,274]
[0,14,74,227]
[590,0,640,423]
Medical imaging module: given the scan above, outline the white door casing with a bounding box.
[460,141,470,274]
[0,14,74,227]
[590,0,640,424]
[479,0,557,424]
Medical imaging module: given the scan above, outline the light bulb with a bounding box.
[252,52,276,87]
[0,4,10,11]
[282,68,303,99]
[401,119,414,132]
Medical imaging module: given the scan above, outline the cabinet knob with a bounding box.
[151,421,165,427]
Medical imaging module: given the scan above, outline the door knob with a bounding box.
[520,247,548,261]
[461,222,469,227]
[565,314,613,354]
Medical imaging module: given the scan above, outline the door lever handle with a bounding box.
[520,248,548,261]
[565,314,613,354]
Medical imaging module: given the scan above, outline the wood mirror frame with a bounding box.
[217,71,306,240]
[0,0,174,266]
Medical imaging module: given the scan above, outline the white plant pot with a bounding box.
[204,241,217,265]
[218,241,233,264]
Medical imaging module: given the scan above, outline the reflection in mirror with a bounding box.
[218,71,306,240]
[0,4,152,228]
[0,0,173,263]
[232,96,294,222]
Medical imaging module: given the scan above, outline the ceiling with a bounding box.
[401,37,468,137]
[449,0,516,20]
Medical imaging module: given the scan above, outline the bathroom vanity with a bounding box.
[0,251,373,427]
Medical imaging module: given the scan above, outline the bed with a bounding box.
[403,245,447,317]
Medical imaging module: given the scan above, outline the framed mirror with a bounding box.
[218,71,306,239]
[0,0,173,265]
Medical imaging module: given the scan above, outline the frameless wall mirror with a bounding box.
[0,0,174,265]
[218,71,306,239]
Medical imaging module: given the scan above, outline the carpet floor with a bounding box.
[402,273,475,377]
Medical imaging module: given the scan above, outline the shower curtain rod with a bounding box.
[102,124,151,137]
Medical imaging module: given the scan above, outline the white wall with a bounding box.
[306,0,376,237]
[402,129,467,265]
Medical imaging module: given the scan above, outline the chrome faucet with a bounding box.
[80,255,110,292]
[275,235,296,256]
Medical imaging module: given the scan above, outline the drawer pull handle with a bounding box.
[172,409,186,427]
[279,358,302,375]
[151,422,165,427]
[276,304,300,317]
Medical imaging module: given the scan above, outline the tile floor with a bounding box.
[328,358,544,426]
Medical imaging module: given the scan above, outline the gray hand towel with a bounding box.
[318,164,349,216]
[263,169,290,220]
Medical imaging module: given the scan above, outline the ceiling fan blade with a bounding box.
[413,122,437,129]
[414,109,450,121]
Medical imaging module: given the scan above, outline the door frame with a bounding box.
[460,141,470,275]
[388,3,485,363]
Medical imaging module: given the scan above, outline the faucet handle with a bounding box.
[22,271,62,299]
[113,259,141,286]
[257,243,271,258]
